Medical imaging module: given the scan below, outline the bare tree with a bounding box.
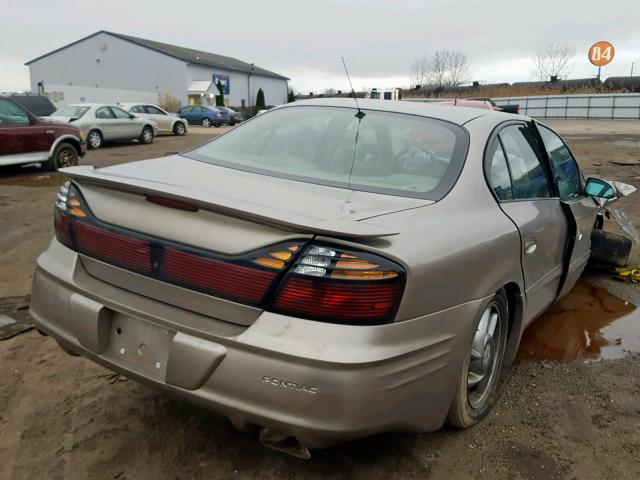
[448,51,470,86]
[410,56,430,89]
[430,50,449,87]
[532,43,575,81]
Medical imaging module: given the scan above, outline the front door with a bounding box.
[536,124,597,298]
[111,106,140,138]
[94,106,120,140]
[144,105,171,133]
[0,98,50,163]
[486,123,568,325]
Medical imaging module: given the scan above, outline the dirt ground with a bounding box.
[1,120,639,479]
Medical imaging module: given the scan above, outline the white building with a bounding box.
[26,31,289,109]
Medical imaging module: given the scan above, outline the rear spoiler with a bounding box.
[61,166,400,239]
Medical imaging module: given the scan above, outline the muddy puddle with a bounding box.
[517,281,640,362]
[0,172,65,187]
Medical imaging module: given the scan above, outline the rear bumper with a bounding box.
[30,238,489,448]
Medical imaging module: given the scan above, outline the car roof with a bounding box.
[286,98,523,126]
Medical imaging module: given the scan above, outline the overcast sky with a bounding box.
[1,0,639,94]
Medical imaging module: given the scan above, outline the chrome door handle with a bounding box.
[524,238,537,255]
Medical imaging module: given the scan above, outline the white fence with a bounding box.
[493,93,640,119]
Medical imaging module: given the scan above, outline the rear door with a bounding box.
[536,124,597,297]
[486,123,568,325]
[94,106,120,140]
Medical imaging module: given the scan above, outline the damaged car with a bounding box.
[31,99,621,457]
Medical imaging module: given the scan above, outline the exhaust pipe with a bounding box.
[259,428,311,460]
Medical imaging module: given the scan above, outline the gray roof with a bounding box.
[282,98,518,125]
[25,31,289,81]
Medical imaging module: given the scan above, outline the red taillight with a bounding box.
[161,248,276,303]
[271,276,403,324]
[268,244,405,324]
[53,182,302,306]
[74,221,152,273]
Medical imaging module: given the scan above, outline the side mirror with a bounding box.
[129,114,136,119]
[585,177,616,199]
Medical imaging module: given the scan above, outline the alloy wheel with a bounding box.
[467,302,503,409]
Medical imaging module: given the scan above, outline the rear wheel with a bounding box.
[201,117,212,128]
[140,125,154,144]
[173,122,186,136]
[48,142,78,170]
[447,289,508,428]
[87,130,102,149]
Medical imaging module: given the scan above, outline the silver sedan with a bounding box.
[119,103,188,136]
[32,99,611,456]
[50,104,158,149]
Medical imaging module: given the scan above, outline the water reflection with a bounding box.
[517,281,640,362]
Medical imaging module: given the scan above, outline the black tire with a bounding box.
[588,229,632,269]
[201,117,212,128]
[87,130,103,149]
[173,121,187,136]
[447,289,509,428]
[47,142,78,171]
[229,121,235,126]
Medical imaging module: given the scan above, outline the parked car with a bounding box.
[49,104,158,149]
[215,106,244,125]
[119,103,188,136]
[177,105,227,127]
[468,97,520,114]
[10,93,57,117]
[32,99,610,457]
[0,95,85,170]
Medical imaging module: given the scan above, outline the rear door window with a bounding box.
[487,139,514,201]
[96,107,115,119]
[538,125,582,199]
[499,124,551,199]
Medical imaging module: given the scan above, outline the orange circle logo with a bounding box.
[589,41,615,66]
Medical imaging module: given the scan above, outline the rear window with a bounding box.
[186,106,468,200]
[11,95,56,116]
[52,105,90,119]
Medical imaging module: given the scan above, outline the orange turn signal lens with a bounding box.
[69,198,81,207]
[331,270,398,280]
[287,244,300,252]
[335,259,379,270]
[339,252,357,259]
[270,250,292,261]
[253,257,285,269]
[69,207,87,218]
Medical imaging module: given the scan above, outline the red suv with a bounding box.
[0,95,86,171]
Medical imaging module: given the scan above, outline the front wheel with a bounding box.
[173,122,186,136]
[48,142,78,171]
[140,125,154,144]
[447,289,508,428]
[201,117,212,128]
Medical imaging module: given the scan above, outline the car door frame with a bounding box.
[483,119,571,326]
[530,121,597,298]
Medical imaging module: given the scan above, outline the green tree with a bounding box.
[255,88,266,109]
[215,80,225,107]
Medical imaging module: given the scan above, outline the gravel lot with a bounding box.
[1,120,639,479]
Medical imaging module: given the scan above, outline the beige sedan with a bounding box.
[120,103,188,136]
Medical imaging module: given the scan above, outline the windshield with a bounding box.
[186,106,468,200]
[52,106,90,119]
